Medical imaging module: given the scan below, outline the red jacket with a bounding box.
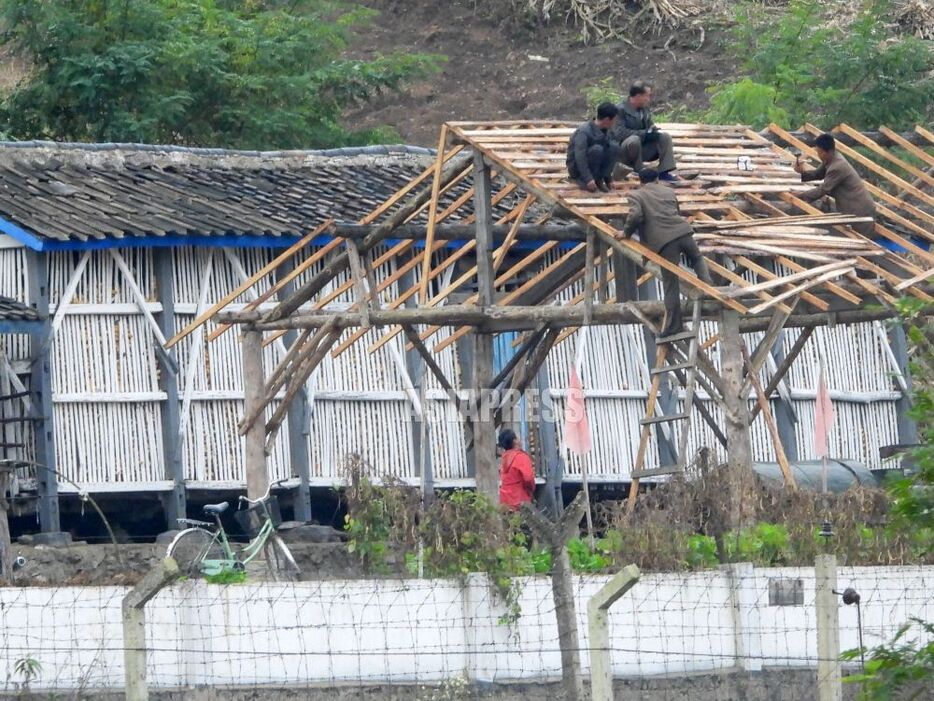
[499,448,535,509]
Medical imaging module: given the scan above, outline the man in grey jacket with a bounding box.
[614,81,679,181]
[623,168,713,339]
[566,102,623,192]
[794,132,876,237]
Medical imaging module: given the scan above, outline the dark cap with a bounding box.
[638,168,659,183]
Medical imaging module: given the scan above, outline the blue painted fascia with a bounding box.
[0,319,43,334]
[0,215,47,250]
[0,215,578,253]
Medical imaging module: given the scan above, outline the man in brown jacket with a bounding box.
[794,132,876,236]
[623,168,713,339]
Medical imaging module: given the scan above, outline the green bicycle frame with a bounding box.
[198,514,277,576]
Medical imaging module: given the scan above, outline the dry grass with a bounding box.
[893,0,934,40]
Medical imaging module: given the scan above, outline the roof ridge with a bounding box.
[0,141,436,157]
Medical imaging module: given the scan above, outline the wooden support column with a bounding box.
[241,329,269,500]
[613,251,639,303]
[401,270,434,502]
[26,250,59,533]
[153,249,186,527]
[473,153,498,500]
[719,309,755,530]
[276,257,313,521]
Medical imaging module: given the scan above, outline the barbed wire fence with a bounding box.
[0,563,930,699]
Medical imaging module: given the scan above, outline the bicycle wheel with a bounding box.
[267,534,301,581]
[166,528,225,577]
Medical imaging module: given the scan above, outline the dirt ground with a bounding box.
[7,536,369,587]
[346,0,735,146]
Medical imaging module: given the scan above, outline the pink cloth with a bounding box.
[814,367,835,458]
[564,366,592,454]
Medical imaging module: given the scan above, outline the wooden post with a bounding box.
[719,309,755,531]
[523,493,588,701]
[276,258,312,522]
[473,334,497,500]
[402,271,434,504]
[473,153,498,500]
[26,250,60,533]
[242,329,269,500]
[815,554,842,701]
[588,565,640,701]
[153,249,186,527]
[0,465,12,584]
[612,251,638,303]
[122,558,181,701]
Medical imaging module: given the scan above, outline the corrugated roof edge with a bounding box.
[0,141,436,157]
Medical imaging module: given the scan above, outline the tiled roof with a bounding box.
[0,296,40,322]
[0,142,438,247]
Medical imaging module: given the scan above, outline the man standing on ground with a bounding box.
[623,168,713,339]
[566,102,622,192]
[794,132,876,237]
[615,81,680,182]
[498,428,535,510]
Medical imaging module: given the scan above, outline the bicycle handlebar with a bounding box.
[238,478,290,507]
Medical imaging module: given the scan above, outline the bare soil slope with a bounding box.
[347,1,735,146]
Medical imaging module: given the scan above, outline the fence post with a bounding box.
[123,558,181,701]
[722,561,761,673]
[815,554,842,701]
[587,565,640,701]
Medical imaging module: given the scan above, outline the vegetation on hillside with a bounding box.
[0,0,440,148]
[705,0,934,129]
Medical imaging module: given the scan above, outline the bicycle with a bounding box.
[166,479,300,580]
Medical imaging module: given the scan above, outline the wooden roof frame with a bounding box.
[166,120,933,505]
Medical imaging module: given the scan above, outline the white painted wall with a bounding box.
[0,565,930,691]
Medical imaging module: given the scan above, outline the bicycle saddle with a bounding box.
[203,502,229,516]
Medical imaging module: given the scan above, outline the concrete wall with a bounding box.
[0,565,929,692]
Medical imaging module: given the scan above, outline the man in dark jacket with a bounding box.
[614,81,679,181]
[623,169,713,338]
[566,102,622,192]
[794,132,876,237]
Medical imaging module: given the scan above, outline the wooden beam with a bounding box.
[167,219,334,348]
[242,329,269,500]
[474,153,495,308]
[750,327,814,421]
[222,300,907,334]
[742,342,798,490]
[419,126,450,303]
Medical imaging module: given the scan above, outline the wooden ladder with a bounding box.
[627,300,703,502]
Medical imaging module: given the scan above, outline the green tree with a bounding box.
[705,0,933,129]
[0,0,441,148]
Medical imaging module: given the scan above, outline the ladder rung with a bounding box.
[657,330,697,345]
[631,465,683,479]
[650,361,694,376]
[640,412,690,426]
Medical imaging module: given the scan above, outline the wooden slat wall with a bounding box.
[0,239,906,491]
